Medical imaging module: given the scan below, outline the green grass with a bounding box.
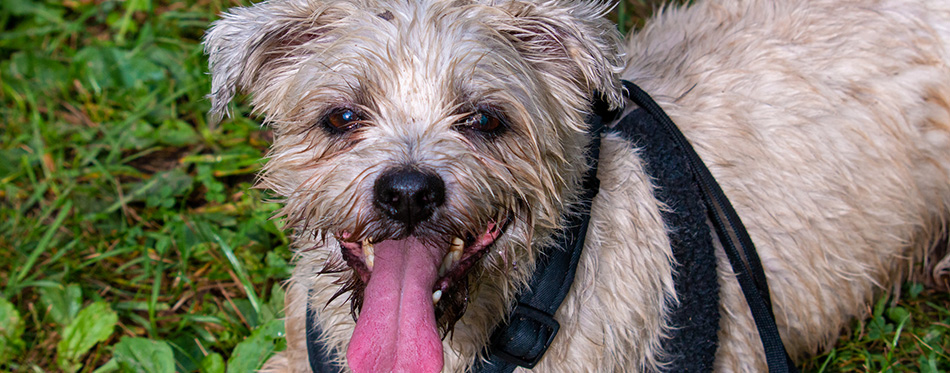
[0,0,947,372]
[1,1,289,371]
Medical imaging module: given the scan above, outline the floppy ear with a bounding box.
[203,1,328,121]
[500,0,625,108]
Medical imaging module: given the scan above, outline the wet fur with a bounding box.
[204,0,950,371]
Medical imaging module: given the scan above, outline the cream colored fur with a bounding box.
[204,0,950,371]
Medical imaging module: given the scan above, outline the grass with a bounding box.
[0,0,947,372]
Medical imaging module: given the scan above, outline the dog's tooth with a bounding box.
[439,255,451,277]
[363,240,375,270]
[440,248,465,277]
[437,238,467,277]
[450,237,464,253]
[362,239,374,255]
[432,290,442,304]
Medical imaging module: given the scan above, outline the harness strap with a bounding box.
[475,102,610,372]
[306,293,342,373]
[622,81,797,372]
[612,99,721,370]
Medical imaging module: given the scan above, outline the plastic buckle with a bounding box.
[488,305,561,369]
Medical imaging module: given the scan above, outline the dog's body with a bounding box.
[205,0,950,371]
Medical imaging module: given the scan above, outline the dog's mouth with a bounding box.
[336,221,506,372]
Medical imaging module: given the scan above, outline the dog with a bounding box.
[203,0,950,371]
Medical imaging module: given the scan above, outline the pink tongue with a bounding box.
[347,237,445,373]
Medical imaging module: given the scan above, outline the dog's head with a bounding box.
[205,0,622,370]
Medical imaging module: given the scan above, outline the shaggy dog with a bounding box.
[204,0,950,371]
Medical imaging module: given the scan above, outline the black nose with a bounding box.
[373,167,446,229]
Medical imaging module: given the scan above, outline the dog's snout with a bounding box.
[373,167,446,228]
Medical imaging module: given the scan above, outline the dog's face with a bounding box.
[205,0,622,370]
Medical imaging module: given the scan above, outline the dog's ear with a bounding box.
[500,0,625,108]
[203,1,329,121]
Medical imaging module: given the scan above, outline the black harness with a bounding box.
[305,81,797,372]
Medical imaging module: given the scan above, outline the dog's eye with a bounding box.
[458,111,506,135]
[322,108,364,133]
